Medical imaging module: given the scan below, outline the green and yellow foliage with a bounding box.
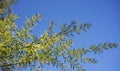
[0,0,118,71]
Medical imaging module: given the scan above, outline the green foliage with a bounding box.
[0,0,17,20]
[0,1,118,71]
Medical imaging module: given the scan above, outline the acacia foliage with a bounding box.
[0,1,118,71]
[0,0,16,19]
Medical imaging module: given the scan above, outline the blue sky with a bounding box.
[12,0,120,71]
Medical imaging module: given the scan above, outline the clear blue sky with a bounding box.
[12,0,120,71]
